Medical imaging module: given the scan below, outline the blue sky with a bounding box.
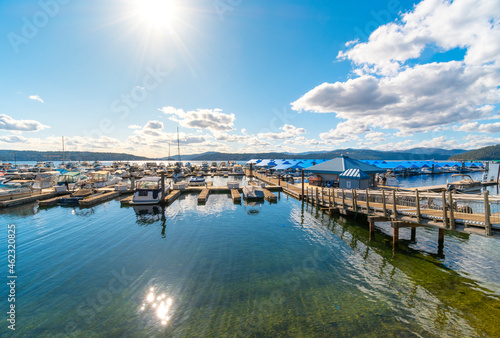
[0,0,499,157]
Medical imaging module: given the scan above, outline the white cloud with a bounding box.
[455,121,500,133]
[160,106,235,132]
[0,135,28,143]
[258,124,306,140]
[144,120,164,130]
[128,125,142,129]
[319,120,370,141]
[292,0,500,138]
[0,114,49,132]
[29,95,44,103]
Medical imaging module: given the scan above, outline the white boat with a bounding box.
[131,177,169,205]
[54,171,89,192]
[232,164,244,175]
[32,171,61,189]
[87,170,121,188]
[188,177,206,186]
[447,174,482,193]
[242,186,265,200]
[0,180,34,200]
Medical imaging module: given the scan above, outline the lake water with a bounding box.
[1,184,499,336]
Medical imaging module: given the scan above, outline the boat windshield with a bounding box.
[137,180,160,190]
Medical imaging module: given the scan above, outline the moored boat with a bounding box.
[447,174,482,193]
[130,177,169,205]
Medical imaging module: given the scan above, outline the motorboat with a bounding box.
[54,171,89,192]
[32,171,60,189]
[447,174,482,193]
[87,170,121,188]
[242,186,265,200]
[188,176,206,186]
[232,164,244,175]
[131,177,169,205]
[0,180,34,200]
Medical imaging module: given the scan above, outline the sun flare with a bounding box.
[134,0,179,28]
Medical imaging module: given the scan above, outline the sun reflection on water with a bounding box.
[140,287,174,326]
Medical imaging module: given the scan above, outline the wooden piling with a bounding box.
[316,187,319,206]
[442,190,448,228]
[438,228,445,248]
[382,190,387,217]
[392,190,397,220]
[448,190,455,230]
[342,188,346,209]
[411,226,416,241]
[301,169,305,200]
[365,189,370,214]
[415,190,421,223]
[484,190,492,236]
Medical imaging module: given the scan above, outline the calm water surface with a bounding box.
[1,187,499,336]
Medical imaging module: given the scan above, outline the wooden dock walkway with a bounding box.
[247,170,499,238]
[231,189,241,203]
[198,188,210,203]
[80,191,120,207]
[39,194,71,207]
[164,190,181,205]
[262,188,277,202]
[0,191,62,208]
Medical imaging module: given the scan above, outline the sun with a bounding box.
[134,0,179,28]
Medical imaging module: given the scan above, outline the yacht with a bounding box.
[188,176,206,186]
[33,171,60,189]
[131,177,169,204]
[0,180,34,200]
[54,171,88,192]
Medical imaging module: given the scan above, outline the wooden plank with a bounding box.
[231,189,241,203]
[39,194,71,207]
[262,188,277,202]
[120,195,134,205]
[79,191,120,207]
[164,190,181,205]
[0,191,61,208]
[198,188,210,203]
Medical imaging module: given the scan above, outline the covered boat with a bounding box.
[131,177,168,205]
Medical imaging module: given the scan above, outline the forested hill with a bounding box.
[448,144,500,161]
[0,150,150,162]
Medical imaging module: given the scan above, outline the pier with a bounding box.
[247,170,500,245]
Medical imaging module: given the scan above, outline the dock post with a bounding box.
[130,176,135,190]
[448,191,455,230]
[415,190,421,223]
[315,187,319,206]
[352,189,357,211]
[392,190,397,220]
[301,170,305,200]
[369,217,375,239]
[438,228,445,252]
[382,190,387,217]
[442,191,448,228]
[249,163,253,178]
[411,227,416,241]
[392,222,399,248]
[366,189,370,214]
[484,190,492,236]
[161,172,165,203]
[342,188,346,209]
[329,188,333,208]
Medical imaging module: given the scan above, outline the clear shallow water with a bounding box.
[1,192,499,337]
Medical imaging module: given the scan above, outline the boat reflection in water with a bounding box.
[243,199,264,215]
[132,204,169,237]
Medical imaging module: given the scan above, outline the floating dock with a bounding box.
[39,194,71,207]
[164,190,181,205]
[262,188,277,202]
[198,188,210,203]
[0,191,62,208]
[79,191,120,208]
[231,189,241,203]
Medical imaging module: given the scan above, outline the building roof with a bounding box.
[339,169,370,180]
[306,155,385,175]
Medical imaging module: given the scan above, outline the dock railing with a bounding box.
[247,170,499,235]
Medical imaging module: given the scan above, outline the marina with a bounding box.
[0,159,499,336]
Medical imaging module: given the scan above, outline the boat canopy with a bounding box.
[138,176,161,182]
